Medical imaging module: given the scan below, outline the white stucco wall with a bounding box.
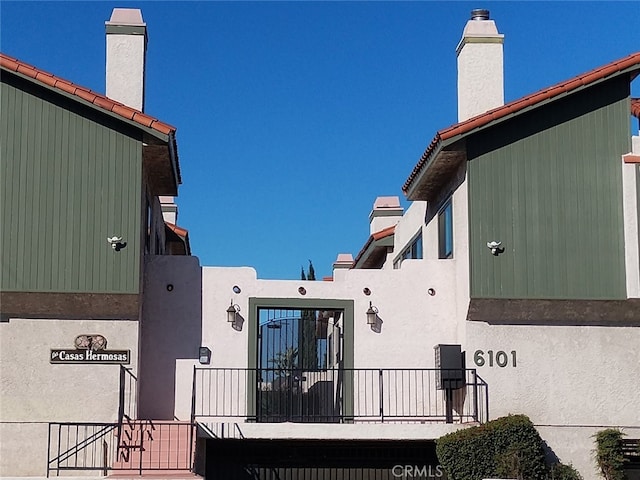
[624,137,640,297]
[465,321,640,479]
[105,9,146,112]
[0,317,138,476]
[139,254,202,419]
[174,260,462,437]
[537,425,640,480]
[195,261,459,373]
[456,17,504,122]
[392,201,426,264]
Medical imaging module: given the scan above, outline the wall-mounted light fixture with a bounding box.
[366,301,379,325]
[226,300,241,323]
[107,236,126,251]
[487,241,503,256]
[199,346,211,365]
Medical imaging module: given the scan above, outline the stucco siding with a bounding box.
[1,75,143,294]
[468,78,630,299]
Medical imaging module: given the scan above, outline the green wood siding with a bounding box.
[1,76,143,294]
[468,78,630,299]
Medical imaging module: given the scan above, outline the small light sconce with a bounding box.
[199,346,211,365]
[226,300,241,323]
[107,235,126,251]
[487,241,503,256]
[366,301,379,325]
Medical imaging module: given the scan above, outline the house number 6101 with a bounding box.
[474,350,517,368]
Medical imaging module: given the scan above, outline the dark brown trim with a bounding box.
[0,292,140,320]
[467,298,640,326]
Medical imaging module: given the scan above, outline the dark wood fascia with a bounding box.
[0,292,140,320]
[467,298,640,326]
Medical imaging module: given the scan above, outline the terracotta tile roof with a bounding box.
[403,52,640,195]
[371,224,396,241]
[0,52,176,137]
[165,221,189,238]
[632,98,640,119]
[352,225,395,268]
[165,222,191,256]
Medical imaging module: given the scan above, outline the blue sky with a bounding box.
[2,2,638,280]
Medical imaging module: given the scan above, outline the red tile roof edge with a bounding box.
[403,52,640,194]
[352,225,396,268]
[632,98,640,119]
[165,221,189,238]
[0,52,176,137]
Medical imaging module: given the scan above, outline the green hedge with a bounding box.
[436,414,549,480]
[594,429,626,480]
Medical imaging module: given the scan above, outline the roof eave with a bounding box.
[404,137,465,202]
[352,234,394,269]
[2,66,173,145]
[168,131,182,187]
[403,57,640,200]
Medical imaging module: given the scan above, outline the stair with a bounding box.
[109,420,196,477]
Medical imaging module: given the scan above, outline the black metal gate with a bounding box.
[205,439,443,480]
[257,308,343,422]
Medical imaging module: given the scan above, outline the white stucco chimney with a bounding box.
[105,8,147,112]
[369,196,403,235]
[456,9,504,122]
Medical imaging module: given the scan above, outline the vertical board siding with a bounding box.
[468,82,630,300]
[1,80,142,294]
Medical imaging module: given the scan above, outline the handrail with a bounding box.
[47,421,196,476]
[52,423,117,465]
[193,367,489,424]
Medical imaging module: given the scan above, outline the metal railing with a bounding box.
[118,365,137,425]
[192,367,488,424]
[47,421,195,476]
[47,366,195,476]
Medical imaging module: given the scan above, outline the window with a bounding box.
[438,199,453,259]
[394,232,423,268]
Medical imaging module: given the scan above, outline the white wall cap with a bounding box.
[373,196,401,209]
[370,196,403,224]
[107,8,146,26]
[462,19,500,36]
[456,21,504,55]
[334,253,354,264]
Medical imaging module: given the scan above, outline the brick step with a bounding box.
[112,421,194,473]
[109,473,201,479]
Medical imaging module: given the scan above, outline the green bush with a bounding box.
[550,463,583,480]
[436,414,548,480]
[594,429,626,480]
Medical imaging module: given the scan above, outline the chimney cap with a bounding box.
[470,9,490,20]
[106,8,146,26]
[373,196,401,210]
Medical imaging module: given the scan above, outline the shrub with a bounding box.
[550,462,583,480]
[594,429,626,480]
[436,414,548,480]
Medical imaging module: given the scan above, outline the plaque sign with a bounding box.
[50,335,130,365]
